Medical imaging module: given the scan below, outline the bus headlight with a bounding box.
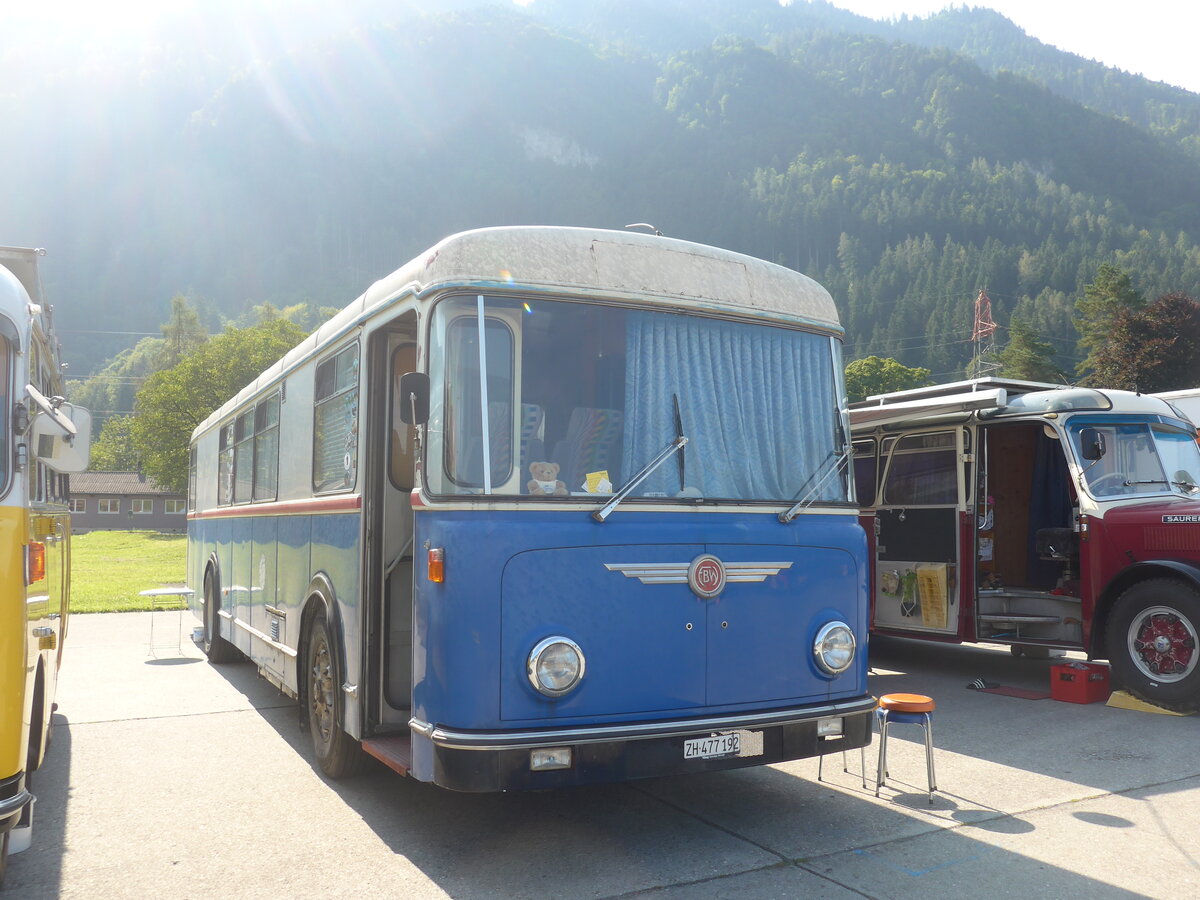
[813,621,856,675]
[527,636,586,697]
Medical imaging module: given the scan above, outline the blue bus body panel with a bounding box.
[250,514,280,675]
[703,543,860,707]
[503,543,708,717]
[230,517,253,655]
[191,509,362,701]
[412,510,867,731]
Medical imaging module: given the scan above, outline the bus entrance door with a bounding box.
[871,430,963,636]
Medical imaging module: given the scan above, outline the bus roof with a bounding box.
[360,226,839,326]
[0,247,51,350]
[1156,388,1200,401]
[850,377,1184,430]
[0,246,45,308]
[195,227,840,438]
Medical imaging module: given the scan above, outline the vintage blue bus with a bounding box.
[186,226,873,790]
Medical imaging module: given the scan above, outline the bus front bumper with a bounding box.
[0,773,30,834]
[410,695,876,792]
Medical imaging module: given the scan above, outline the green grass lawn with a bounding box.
[71,530,188,613]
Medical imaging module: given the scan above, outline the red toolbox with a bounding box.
[1050,662,1111,704]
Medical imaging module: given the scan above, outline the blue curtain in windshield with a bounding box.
[622,312,840,501]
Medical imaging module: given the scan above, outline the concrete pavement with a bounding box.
[2,611,1197,898]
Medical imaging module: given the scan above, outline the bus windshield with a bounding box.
[425,294,848,504]
[1070,420,1200,498]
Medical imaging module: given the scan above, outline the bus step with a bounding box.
[362,735,412,776]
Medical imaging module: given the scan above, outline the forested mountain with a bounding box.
[4,0,1199,392]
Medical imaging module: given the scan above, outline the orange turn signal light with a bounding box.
[26,541,46,584]
[427,547,445,583]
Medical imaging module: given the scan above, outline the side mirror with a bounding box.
[26,394,92,473]
[397,372,430,425]
[1079,427,1106,461]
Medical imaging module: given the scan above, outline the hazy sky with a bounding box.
[813,1,1200,94]
[14,1,1200,96]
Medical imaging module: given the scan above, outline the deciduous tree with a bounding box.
[88,415,140,471]
[1089,292,1200,392]
[131,319,307,492]
[844,355,931,403]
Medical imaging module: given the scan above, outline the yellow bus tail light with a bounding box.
[27,541,46,584]
[427,547,445,583]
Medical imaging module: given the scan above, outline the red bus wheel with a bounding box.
[1107,579,1200,712]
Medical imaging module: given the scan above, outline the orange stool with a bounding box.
[875,693,937,804]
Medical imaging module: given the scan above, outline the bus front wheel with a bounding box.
[305,611,364,779]
[1107,579,1200,713]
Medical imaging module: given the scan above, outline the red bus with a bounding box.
[852,378,1200,712]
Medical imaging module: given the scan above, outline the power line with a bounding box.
[58,330,164,337]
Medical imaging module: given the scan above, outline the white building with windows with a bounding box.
[70,471,187,533]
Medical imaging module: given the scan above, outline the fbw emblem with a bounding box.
[688,555,726,599]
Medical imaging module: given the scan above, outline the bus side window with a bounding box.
[852,439,877,507]
[254,394,281,501]
[884,432,957,506]
[233,408,255,502]
[313,342,361,493]
[218,421,235,505]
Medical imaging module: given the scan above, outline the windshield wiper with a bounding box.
[673,393,686,493]
[592,435,688,523]
[779,450,849,524]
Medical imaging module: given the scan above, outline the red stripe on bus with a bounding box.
[188,495,362,519]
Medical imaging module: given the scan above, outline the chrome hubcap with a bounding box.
[1128,606,1198,683]
[311,638,334,742]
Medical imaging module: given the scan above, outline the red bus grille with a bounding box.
[1143,526,1200,552]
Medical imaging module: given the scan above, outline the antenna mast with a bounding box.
[970,288,1000,377]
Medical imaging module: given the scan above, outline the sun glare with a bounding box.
[20,0,185,28]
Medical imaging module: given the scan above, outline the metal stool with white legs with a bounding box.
[874,692,937,804]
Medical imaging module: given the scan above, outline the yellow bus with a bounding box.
[0,247,90,881]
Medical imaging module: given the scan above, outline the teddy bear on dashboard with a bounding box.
[527,460,568,496]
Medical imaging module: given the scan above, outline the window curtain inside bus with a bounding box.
[1026,431,1074,587]
[622,312,840,501]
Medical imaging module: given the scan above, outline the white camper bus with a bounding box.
[1157,389,1200,425]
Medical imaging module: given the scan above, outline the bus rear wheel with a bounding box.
[202,571,238,664]
[1107,579,1200,713]
[305,611,364,779]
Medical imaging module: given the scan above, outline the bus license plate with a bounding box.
[683,732,741,760]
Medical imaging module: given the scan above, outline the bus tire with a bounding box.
[305,611,364,779]
[27,668,45,774]
[202,570,238,664]
[1106,579,1200,713]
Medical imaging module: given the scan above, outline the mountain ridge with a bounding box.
[2,0,1196,387]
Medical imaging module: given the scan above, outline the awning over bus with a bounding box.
[849,388,1007,430]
